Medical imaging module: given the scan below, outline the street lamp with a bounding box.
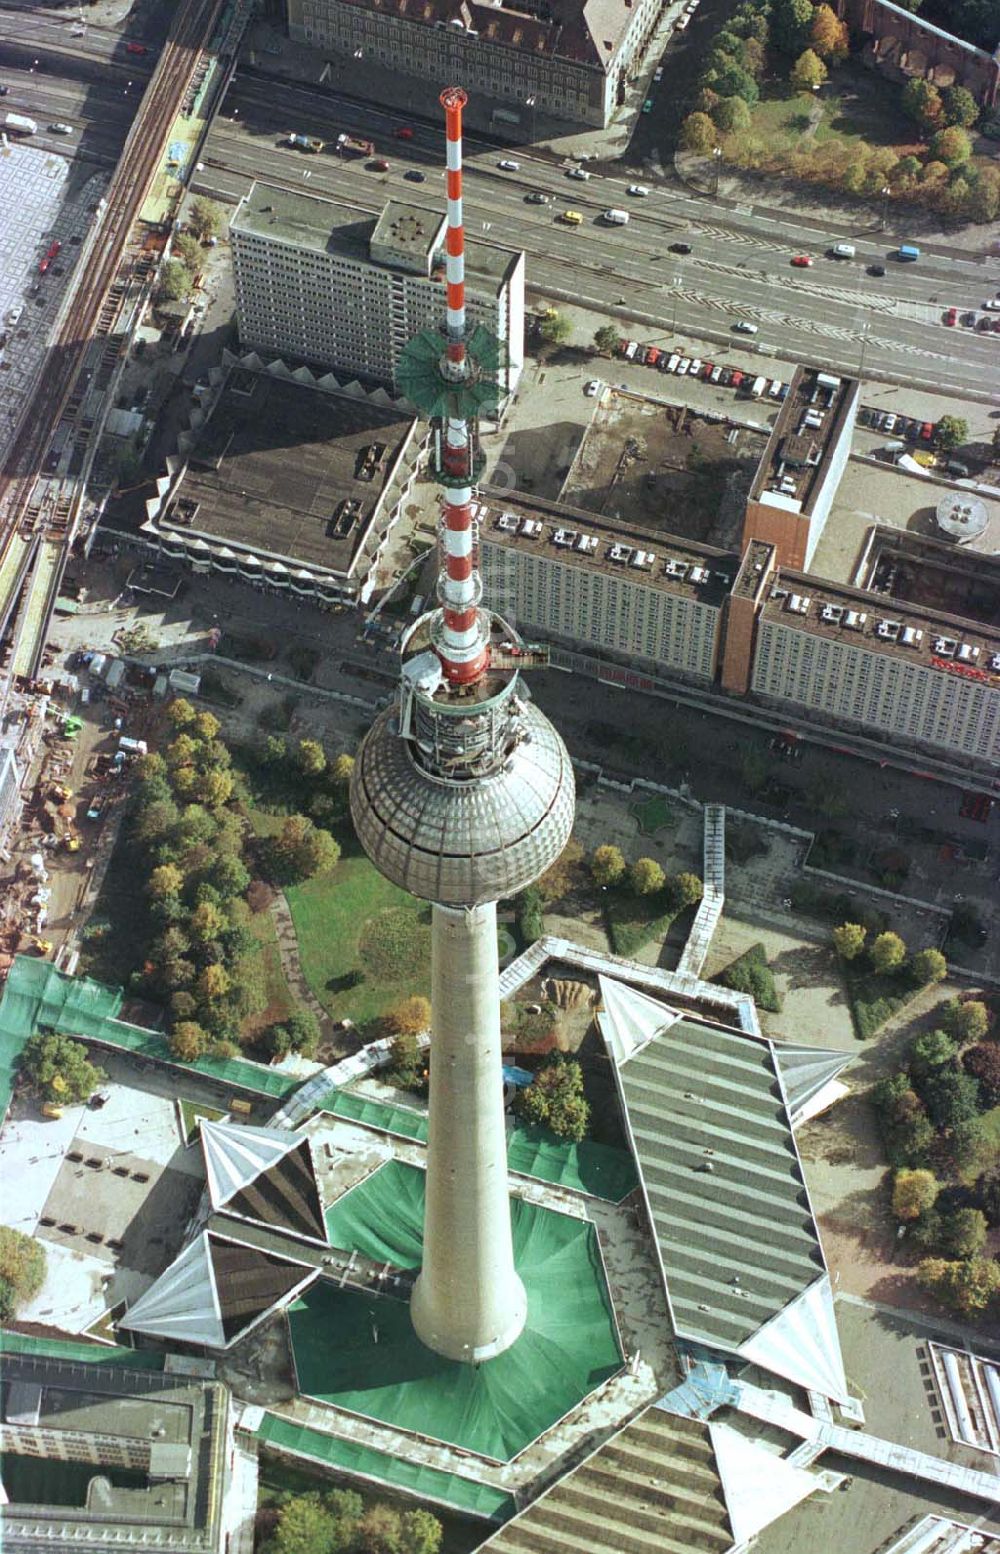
[712,145,722,198]
[880,183,891,232]
[858,317,870,381]
[671,271,683,334]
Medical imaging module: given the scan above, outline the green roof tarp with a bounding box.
[296,1160,622,1461]
[317,1089,637,1202]
[0,956,302,1117]
[257,1413,514,1520]
[0,1329,164,1369]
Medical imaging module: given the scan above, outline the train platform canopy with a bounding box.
[290,1158,623,1462]
[598,973,848,1404]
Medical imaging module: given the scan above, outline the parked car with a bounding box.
[642,98,654,113]
[944,307,957,326]
[584,379,602,396]
[371,158,390,171]
[961,311,977,326]
[403,169,425,182]
[125,40,148,53]
[730,370,744,388]
[688,358,702,376]
[676,357,691,374]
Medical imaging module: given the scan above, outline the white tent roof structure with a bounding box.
[597,974,681,1066]
[738,1274,848,1404]
[708,1420,820,1544]
[200,1119,305,1212]
[772,1043,853,1127]
[121,1233,225,1348]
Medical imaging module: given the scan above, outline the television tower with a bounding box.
[350,87,574,1364]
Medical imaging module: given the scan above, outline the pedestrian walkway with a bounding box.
[269,891,337,1045]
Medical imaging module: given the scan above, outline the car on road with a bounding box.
[525,191,549,203]
[497,158,520,171]
[48,122,74,134]
[70,23,85,33]
[944,307,957,326]
[868,264,886,276]
[566,166,591,180]
[675,14,690,30]
[584,380,602,396]
[627,184,650,196]
[0,85,8,96]
[642,98,654,113]
[403,169,425,181]
[654,65,664,81]
[125,40,148,53]
[977,316,993,331]
[960,310,977,326]
[668,241,691,253]
[370,157,390,170]
[790,254,813,267]
[559,209,583,225]
[394,126,414,139]
[733,319,758,334]
[6,304,22,326]
[983,298,1000,310]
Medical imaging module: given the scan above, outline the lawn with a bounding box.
[244,903,295,1037]
[631,796,675,835]
[178,1098,225,1144]
[285,833,431,1028]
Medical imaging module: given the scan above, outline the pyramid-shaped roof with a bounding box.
[201,1120,326,1241]
[772,1043,853,1126]
[121,1231,316,1350]
[708,1420,820,1543]
[597,974,681,1065]
[738,1273,848,1404]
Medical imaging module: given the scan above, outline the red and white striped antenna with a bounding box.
[435,86,489,688]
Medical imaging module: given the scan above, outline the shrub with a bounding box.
[680,112,719,153]
[516,884,545,946]
[515,1055,590,1142]
[20,1032,105,1104]
[891,1168,939,1221]
[386,1031,423,1088]
[920,1064,983,1130]
[0,1227,47,1316]
[909,1028,957,1077]
[591,844,626,887]
[911,948,947,986]
[870,932,906,973]
[918,1255,1000,1316]
[942,999,990,1042]
[386,996,432,1036]
[963,1043,1000,1108]
[832,922,866,960]
[713,942,782,1012]
[630,857,666,896]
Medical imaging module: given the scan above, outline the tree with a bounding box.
[273,1493,338,1554]
[188,197,224,241]
[593,324,620,355]
[909,1028,957,1076]
[400,1510,443,1554]
[266,816,341,883]
[284,1008,320,1058]
[539,311,572,349]
[671,871,704,908]
[167,700,197,730]
[197,964,231,1002]
[713,95,752,133]
[680,112,719,154]
[891,1168,939,1221]
[964,1043,1000,1108]
[157,260,191,304]
[263,734,288,767]
[20,1032,104,1104]
[630,857,666,896]
[591,844,626,887]
[919,1256,1000,1316]
[935,414,968,452]
[196,768,234,807]
[943,1206,988,1259]
[190,900,227,942]
[331,752,355,787]
[0,1227,47,1318]
[133,798,180,847]
[790,48,828,90]
[173,231,202,273]
[296,738,327,777]
[359,1505,403,1554]
[387,1030,423,1087]
[911,948,947,985]
[810,3,849,58]
[771,0,814,55]
[870,931,906,973]
[706,61,760,104]
[832,922,867,960]
[928,125,972,168]
[148,863,185,901]
[192,710,220,741]
[942,84,978,128]
[539,837,585,902]
[901,77,943,131]
[170,1021,207,1062]
[941,998,990,1042]
[387,995,432,1036]
[921,1064,982,1130]
[166,733,201,770]
[515,1056,590,1142]
[213,855,250,898]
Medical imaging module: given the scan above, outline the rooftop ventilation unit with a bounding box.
[820,604,843,623]
[786,593,811,614]
[689,565,711,584]
[665,559,690,578]
[990,653,1000,672]
[900,627,923,648]
[608,543,633,563]
[875,619,901,640]
[496,512,519,531]
[630,549,655,568]
[816,372,842,390]
[957,643,980,663]
[552,528,577,547]
[843,609,865,630]
[575,533,599,553]
[770,587,789,601]
[521,519,543,538]
[933,636,957,657]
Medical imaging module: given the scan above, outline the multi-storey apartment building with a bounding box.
[478,491,736,684]
[230,185,524,402]
[285,0,665,130]
[741,367,859,571]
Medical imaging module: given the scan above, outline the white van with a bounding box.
[768,379,783,399]
[624,341,639,359]
[603,209,630,225]
[831,242,856,259]
[749,375,767,398]
[666,353,680,373]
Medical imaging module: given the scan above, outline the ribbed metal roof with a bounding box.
[350,698,575,906]
[480,1408,732,1554]
[616,1017,825,1355]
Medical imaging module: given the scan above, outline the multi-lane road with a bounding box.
[192,75,1000,403]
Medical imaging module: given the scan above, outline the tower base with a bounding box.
[411,1267,527,1364]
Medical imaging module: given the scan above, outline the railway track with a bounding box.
[0,0,228,678]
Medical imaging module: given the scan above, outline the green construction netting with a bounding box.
[0,956,301,1115]
[257,1413,514,1521]
[317,1090,637,1203]
[0,1329,164,1369]
[294,1161,622,1461]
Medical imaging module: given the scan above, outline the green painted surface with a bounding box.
[0,1329,164,1369]
[298,1161,622,1461]
[317,1090,637,1202]
[257,1413,515,1520]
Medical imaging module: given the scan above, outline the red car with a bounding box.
[702,361,714,378]
[45,240,61,261]
[394,126,414,140]
[944,307,957,326]
[790,255,813,267]
[125,40,148,54]
[730,369,744,388]
[370,157,390,171]
[919,421,934,441]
